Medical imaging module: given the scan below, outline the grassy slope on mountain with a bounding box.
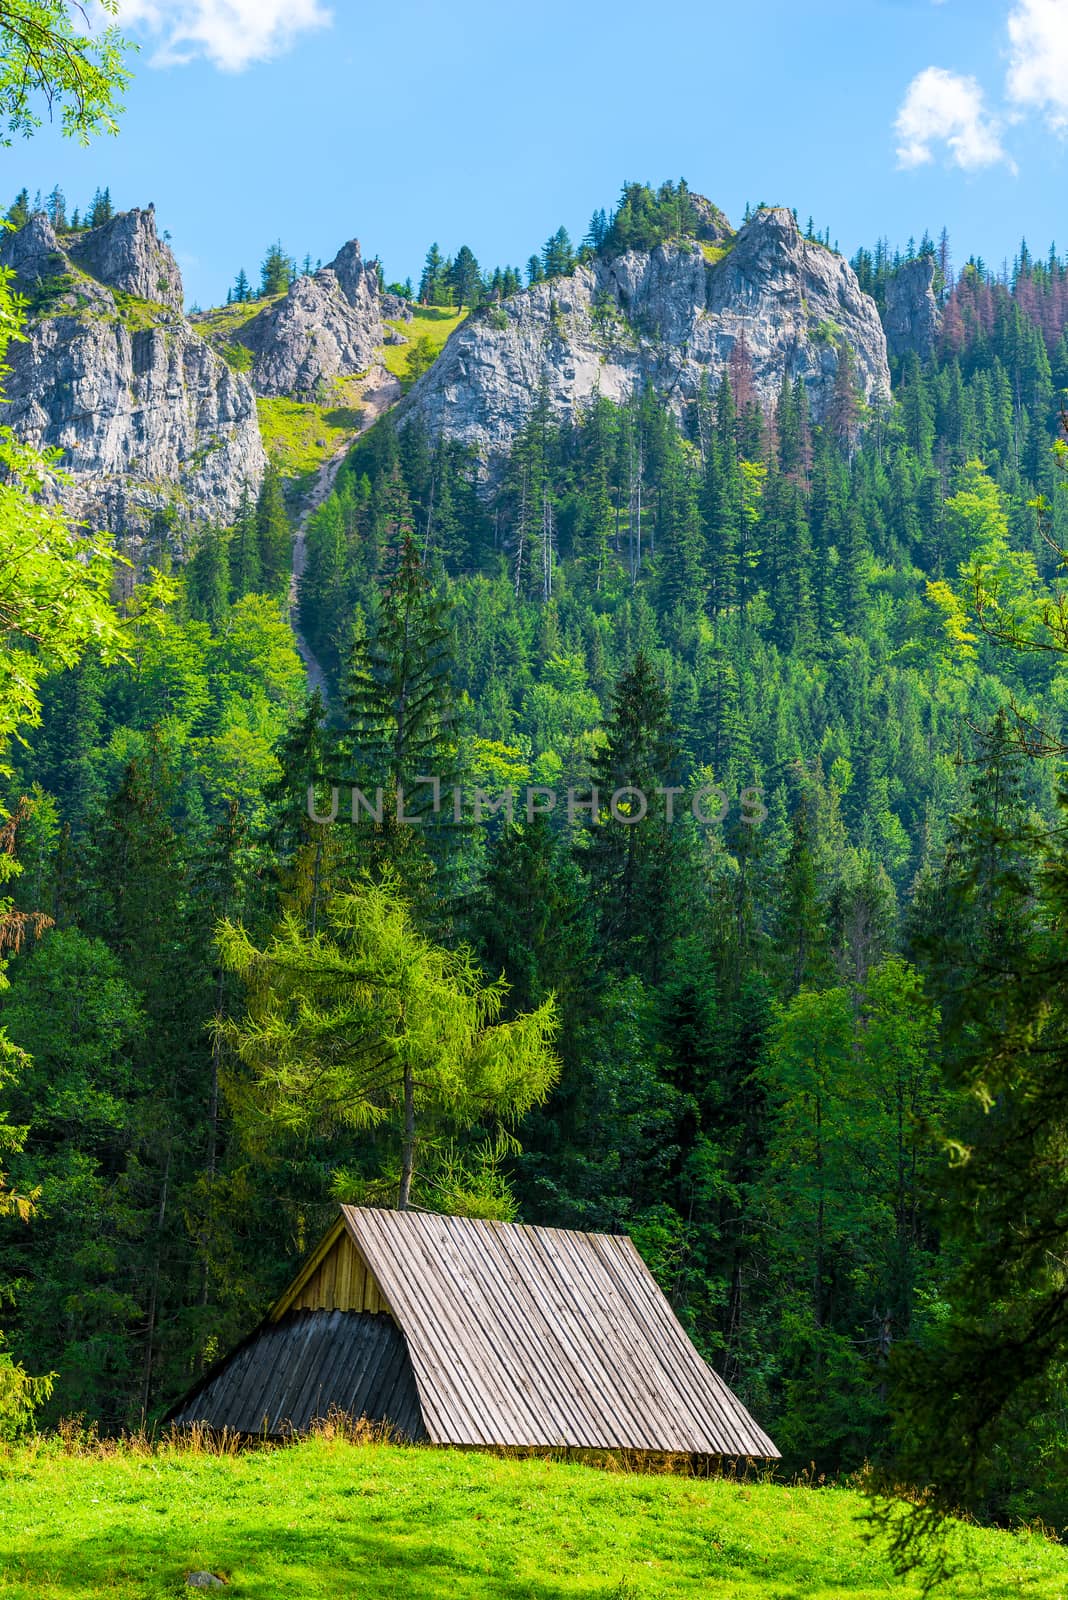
[256,377,367,485]
[0,1436,1064,1599]
[381,303,468,390]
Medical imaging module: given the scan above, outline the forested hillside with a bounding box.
[4,176,1068,1532]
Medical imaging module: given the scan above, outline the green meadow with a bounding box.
[1,1437,1064,1600]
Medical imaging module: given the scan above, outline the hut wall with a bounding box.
[280,1232,391,1317]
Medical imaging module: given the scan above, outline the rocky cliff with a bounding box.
[400,207,891,461]
[883,256,941,364]
[0,208,266,540]
[213,240,410,399]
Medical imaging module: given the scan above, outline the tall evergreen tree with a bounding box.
[255,467,291,594]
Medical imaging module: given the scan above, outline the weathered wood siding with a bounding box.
[169,1309,426,1439]
[278,1231,390,1317]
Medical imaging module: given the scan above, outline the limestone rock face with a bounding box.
[400,208,891,460]
[0,210,265,540]
[231,240,403,398]
[883,256,941,364]
[67,207,185,313]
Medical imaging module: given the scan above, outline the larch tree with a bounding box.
[216,878,559,1212]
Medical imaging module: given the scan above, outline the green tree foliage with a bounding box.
[0,2,129,144]
[255,466,291,593]
[216,879,559,1210]
[449,243,481,310]
[418,242,449,306]
[601,179,701,257]
[259,240,294,298]
[87,185,112,227]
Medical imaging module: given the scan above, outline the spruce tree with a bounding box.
[6,189,29,228]
[255,467,290,594]
[587,650,684,981]
[229,484,261,600]
[185,527,230,629]
[259,241,293,298]
[449,244,481,310]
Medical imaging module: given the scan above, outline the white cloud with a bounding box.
[1006,0,1068,130]
[894,66,1012,171]
[114,0,332,72]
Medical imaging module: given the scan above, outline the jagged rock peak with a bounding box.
[400,205,890,462]
[66,206,185,313]
[0,210,265,542]
[689,193,733,243]
[0,211,64,282]
[322,238,371,303]
[883,256,941,364]
[228,237,399,400]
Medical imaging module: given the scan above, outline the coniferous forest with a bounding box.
[4,190,1068,1536]
[6,10,1068,1584]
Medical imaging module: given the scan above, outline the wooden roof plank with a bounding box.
[546,1225,703,1451]
[340,1207,776,1457]
[512,1222,654,1447]
[347,1207,496,1446]
[446,1215,592,1446]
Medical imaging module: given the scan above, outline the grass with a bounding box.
[0,1433,1065,1600]
[191,297,281,372]
[110,289,178,331]
[380,303,468,390]
[256,376,369,487]
[699,242,733,267]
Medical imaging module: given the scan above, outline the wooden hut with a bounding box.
[169,1205,778,1458]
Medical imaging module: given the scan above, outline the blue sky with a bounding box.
[7,0,1068,307]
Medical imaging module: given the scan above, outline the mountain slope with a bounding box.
[400,207,890,462]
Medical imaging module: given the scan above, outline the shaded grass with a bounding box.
[0,1435,1065,1599]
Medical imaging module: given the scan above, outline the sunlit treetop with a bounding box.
[0,1,131,145]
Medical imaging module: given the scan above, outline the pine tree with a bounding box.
[45,185,66,229]
[229,484,261,599]
[587,650,684,981]
[255,467,290,593]
[776,788,830,994]
[449,244,481,310]
[88,186,112,227]
[259,241,293,298]
[185,527,230,629]
[6,189,29,228]
[418,243,447,306]
[541,226,575,279]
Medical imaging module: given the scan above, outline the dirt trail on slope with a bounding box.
[288,363,402,701]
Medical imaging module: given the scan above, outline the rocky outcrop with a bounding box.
[0,210,265,540]
[67,207,184,314]
[883,256,941,364]
[400,207,890,461]
[226,240,407,398]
